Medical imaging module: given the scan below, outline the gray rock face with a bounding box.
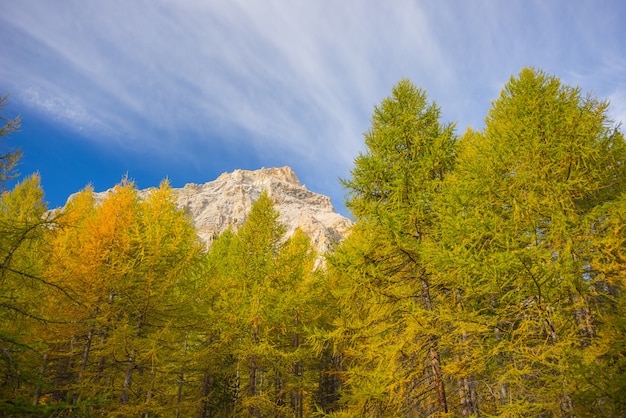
[88,166,352,253]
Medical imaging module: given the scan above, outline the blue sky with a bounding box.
[1,1,625,216]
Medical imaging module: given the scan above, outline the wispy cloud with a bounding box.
[608,89,626,129]
[1,0,625,210]
[2,2,448,143]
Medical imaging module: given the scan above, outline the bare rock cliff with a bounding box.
[89,166,352,253]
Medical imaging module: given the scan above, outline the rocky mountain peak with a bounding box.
[175,166,351,253]
[215,166,301,186]
[81,166,351,254]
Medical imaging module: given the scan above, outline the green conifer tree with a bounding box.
[331,79,457,416]
[432,67,626,416]
[197,191,322,417]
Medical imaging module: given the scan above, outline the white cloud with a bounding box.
[608,89,626,128]
[1,0,625,210]
[2,2,450,159]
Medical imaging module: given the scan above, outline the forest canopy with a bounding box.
[1,67,625,417]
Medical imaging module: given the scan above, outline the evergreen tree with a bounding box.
[0,175,58,415]
[197,191,324,417]
[0,94,21,190]
[39,180,203,415]
[577,192,626,416]
[432,67,626,416]
[331,79,457,415]
[113,180,203,416]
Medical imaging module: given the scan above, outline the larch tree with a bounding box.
[330,79,457,416]
[0,94,22,190]
[0,175,58,414]
[112,180,203,416]
[270,227,320,417]
[194,227,241,417]
[197,191,324,417]
[578,191,626,416]
[37,181,142,414]
[40,179,204,416]
[432,68,626,416]
[0,96,82,415]
[227,190,286,416]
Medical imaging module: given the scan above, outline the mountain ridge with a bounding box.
[72,166,352,253]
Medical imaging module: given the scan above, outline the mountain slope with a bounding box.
[83,166,351,253]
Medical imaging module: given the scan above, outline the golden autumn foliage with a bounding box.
[1,69,626,417]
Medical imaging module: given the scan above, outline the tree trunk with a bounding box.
[72,324,94,405]
[458,372,479,417]
[120,350,135,406]
[571,291,595,343]
[248,355,258,416]
[33,353,48,406]
[317,350,342,414]
[455,289,479,416]
[175,332,188,418]
[421,278,448,414]
[291,311,303,417]
[199,372,214,418]
[141,366,157,418]
[79,326,94,374]
[248,320,260,416]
